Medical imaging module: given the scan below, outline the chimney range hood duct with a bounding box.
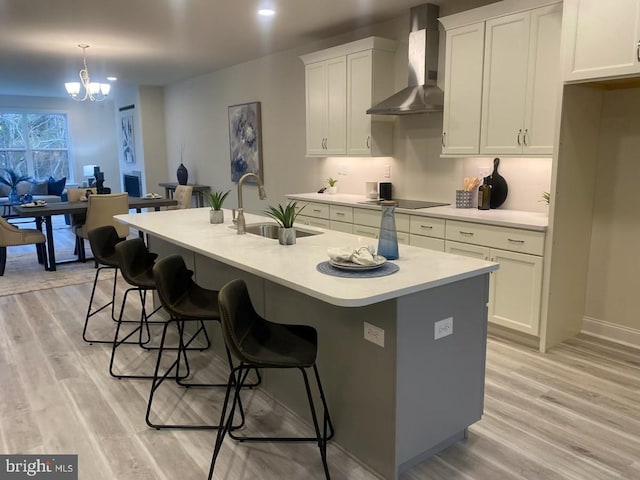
[367,3,443,115]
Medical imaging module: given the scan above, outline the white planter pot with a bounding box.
[327,186,337,194]
[278,227,296,245]
[210,209,224,224]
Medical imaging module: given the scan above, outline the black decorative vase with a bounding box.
[177,163,188,185]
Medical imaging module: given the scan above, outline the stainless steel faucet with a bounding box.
[236,172,267,234]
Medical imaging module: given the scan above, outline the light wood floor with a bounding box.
[1,225,639,479]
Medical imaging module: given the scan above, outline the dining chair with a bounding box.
[170,185,193,209]
[72,193,129,262]
[0,216,48,275]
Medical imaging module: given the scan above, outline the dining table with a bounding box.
[11,196,177,271]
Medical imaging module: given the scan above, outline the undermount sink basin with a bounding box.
[234,222,322,239]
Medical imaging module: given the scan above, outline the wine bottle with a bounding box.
[478,176,491,210]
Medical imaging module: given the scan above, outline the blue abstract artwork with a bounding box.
[228,101,263,183]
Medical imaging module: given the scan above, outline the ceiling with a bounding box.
[0,0,460,99]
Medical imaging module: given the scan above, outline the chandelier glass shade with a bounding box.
[65,44,111,101]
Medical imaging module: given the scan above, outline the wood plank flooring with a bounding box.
[1,227,639,479]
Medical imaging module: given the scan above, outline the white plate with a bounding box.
[143,194,162,199]
[329,256,386,271]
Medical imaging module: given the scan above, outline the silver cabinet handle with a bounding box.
[366,136,371,149]
[420,225,433,230]
[637,41,640,61]
[312,208,322,213]
[517,129,522,146]
[523,128,528,146]
[442,132,446,147]
[336,212,345,216]
[323,138,327,149]
[459,231,474,236]
[507,238,525,244]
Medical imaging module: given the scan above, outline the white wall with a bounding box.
[584,87,640,332]
[0,95,119,191]
[162,1,550,215]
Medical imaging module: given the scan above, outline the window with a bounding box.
[0,111,72,180]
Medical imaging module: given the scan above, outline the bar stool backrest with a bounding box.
[115,238,158,285]
[217,279,262,363]
[152,254,197,317]
[87,225,123,267]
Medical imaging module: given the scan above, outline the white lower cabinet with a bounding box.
[488,249,543,336]
[445,236,543,336]
[296,201,331,229]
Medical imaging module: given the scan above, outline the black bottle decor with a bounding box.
[487,157,508,209]
[177,163,188,185]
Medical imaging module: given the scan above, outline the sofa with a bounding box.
[0,177,66,205]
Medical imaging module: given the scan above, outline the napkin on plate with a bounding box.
[327,245,378,266]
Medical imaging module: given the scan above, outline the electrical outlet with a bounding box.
[383,165,391,178]
[364,322,385,347]
[339,164,348,175]
[434,317,453,340]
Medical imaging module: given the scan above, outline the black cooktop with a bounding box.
[357,199,449,209]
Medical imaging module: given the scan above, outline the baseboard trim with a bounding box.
[581,316,640,349]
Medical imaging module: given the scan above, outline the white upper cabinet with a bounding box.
[347,50,395,156]
[442,22,485,156]
[304,57,347,155]
[301,37,396,157]
[563,0,640,83]
[480,3,562,155]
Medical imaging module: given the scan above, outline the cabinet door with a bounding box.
[442,22,485,156]
[488,249,543,336]
[347,51,373,155]
[522,3,562,155]
[480,11,530,155]
[305,62,327,155]
[564,0,640,82]
[325,57,347,154]
[444,240,490,260]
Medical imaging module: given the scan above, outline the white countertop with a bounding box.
[116,208,498,307]
[286,193,548,231]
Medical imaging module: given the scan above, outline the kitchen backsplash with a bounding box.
[319,155,552,213]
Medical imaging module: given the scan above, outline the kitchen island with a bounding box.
[116,207,498,480]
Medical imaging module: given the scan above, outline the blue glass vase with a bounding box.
[8,187,21,205]
[377,202,399,260]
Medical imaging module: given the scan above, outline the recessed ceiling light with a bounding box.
[107,76,118,82]
[258,8,275,16]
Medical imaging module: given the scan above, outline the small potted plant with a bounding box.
[0,168,32,204]
[205,189,231,224]
[327,177,338,194]
[264,201,305,245]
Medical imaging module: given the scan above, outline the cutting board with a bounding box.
[488,157,508,209]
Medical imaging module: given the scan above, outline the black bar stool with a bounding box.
[109,237,166,379]
[83,225,126,344]
[208,279,334,480]
[146,254,257,430]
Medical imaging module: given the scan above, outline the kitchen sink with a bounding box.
[232,222,322,239]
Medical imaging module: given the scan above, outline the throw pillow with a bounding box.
[30,180,49,195]
[16,181,32,195]
[48,176,66,196]
[0,184,10,197]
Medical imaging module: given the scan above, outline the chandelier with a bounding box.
[65,44,111,102]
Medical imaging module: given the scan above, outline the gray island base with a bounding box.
[116,208,496,480]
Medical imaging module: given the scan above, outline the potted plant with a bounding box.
[327,177,338,194]
[205,189,231,224]
[264,201,305,245]
[0,168,32,204]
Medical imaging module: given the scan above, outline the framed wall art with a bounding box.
[120,113,136,165]
[228,101,263,183]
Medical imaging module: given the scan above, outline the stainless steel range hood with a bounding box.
[367,3,443,115]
